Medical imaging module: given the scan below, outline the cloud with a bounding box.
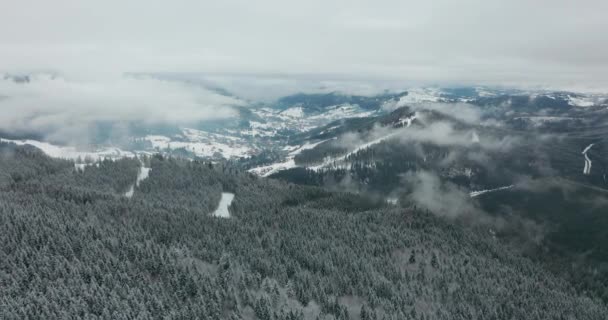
[0,74,241,143]
[405,170,476,217]
[161,73,405,102]
[413,103,484,125]
[326,109,522,174]
[398,119,520,152]
[403,170,550,241]
[1,1,607,91]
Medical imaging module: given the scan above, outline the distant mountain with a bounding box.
[274,91,408,113]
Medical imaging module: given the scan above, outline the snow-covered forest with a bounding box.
[1,142,606,319]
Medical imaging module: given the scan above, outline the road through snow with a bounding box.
[582,143,594,175]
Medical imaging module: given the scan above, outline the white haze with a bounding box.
[334,108,518,156]
[0,74,240,142]
[405,171,482,218]
[400,121,520,152]
[160,73,409,102]
[1,0,608,89]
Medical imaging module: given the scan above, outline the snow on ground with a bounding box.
[136,167,151,186]
[244,121,278,137]
[248,159,296,177]
[401,88,443,103]
[582,143,594,154]
[212,192,235,218]
[309,131,402,171]
[288,138,336,156]
[124,186,135,198]
[568,95,595,107]
[159,140,251,158]
[308,104,377,121]
[74,163,99,172]
[475,87,498,97]
[239,128,275,137]
[125,160,151,198]
[1,138,135,161]
[280,107,304,118]
[4,127,253,163]
[582,143,594,175]
[249,104,377,135]
[470,185,514,198]
[249,138,336,177]
[143,129,253,159]
[249,121,274,130]
[251,124,414,175]
[397,113,418,127]
[381,89,445,111]
[402,88,441,105]
[182,128,241,142]
[251,108,315,133]
[145,135,172,149]
[319,125,341,135]
[282,145,300,152]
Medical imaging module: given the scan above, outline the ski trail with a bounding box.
[248,138,336,177]
[582,143,594,175]
[125,159,151,198]
[470,185,514,198]
[212,192,234,218]
[310,131,402,170]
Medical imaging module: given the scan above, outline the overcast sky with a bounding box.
[2,0,607,89]
[1,0,608,141]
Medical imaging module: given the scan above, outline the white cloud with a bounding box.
[0,74,240,142]
[405,170,480,218]
[0,0,607,90]
[168,74,402,102]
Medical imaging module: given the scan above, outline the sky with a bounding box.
[1,0,607,140]
[1,0,607,88]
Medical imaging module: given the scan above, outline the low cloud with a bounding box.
[400,118,521,153]
[0,74,241,143]
[160,73,409,102]
[403,170,538,234]
[414,102,485,124]
[328,110,521,173]
[404,170,481,218]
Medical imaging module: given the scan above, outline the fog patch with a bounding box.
[167,73,407,102]
[0,74,241,144]
[404,170,482,219]
[396,119,521,152]
[413,102,484,124]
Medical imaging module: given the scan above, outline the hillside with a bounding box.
[1,142,606,319]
